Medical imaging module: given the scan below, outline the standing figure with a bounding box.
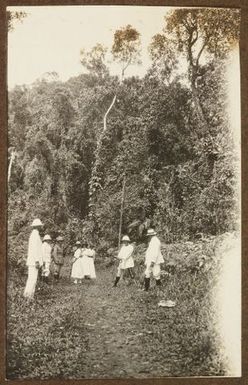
[52,236,65,280]
[144,229,164,291]
[81,241,90,279]
[23,218,43,299]
[86,244,96,279]
[41,234,52,283]
[71,241,83,284]
[113,235,134,287]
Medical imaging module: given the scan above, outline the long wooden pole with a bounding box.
[118,173,126,249]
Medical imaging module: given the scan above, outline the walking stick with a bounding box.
[118,173,126,249]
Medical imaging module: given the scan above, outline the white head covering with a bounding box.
[122,235,130,242]
[43,234,51,241]
[146,228,157,236]
[31,218,43,227]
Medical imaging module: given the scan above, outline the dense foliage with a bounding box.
[8,8,240,260]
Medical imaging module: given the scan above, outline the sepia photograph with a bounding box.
[6,5,241,379]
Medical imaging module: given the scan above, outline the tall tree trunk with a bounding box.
[8,150,16,186]
[103,95,116,131]
[61,175,68,209]
[191,72,207,128]
[88,95,117,213]
[186,31,210,133]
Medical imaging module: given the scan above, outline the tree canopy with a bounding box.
[112,24,141,80]
[8,8,240,259]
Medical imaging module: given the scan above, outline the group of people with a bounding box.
[41,233,65,282]
[23,218,96,299]
[71,240,96,284]
[113,229,164,291]
[23,217,164,299]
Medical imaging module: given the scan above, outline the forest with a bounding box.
[8,8,240,261]
[6,8,241,379]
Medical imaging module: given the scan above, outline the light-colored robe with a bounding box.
[81,248,91,277]
[85,248,96,279]
[71,248,84,279]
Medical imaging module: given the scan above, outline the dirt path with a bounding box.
[71,270,173,378]
[7,266,224,379]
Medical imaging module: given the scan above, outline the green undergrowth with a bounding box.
[7,233,234,379]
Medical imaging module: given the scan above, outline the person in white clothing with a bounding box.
[85,244,96,279]
[41,234,52,283]
[71,241,83,284]
[81,241,91,279]
[23,218,44,299]
[144,228,164,291]
[113,235,134,287]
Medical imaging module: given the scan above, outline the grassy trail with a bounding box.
[7,265,226,379]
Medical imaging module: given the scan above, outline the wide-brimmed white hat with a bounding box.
[43,234,51,241]
[147,228,157,236]
[122,235,130,242]
[31,218,43,227]
[75,241,81,245]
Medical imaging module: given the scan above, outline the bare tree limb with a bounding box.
[121,55,132,81]
[8,150,16,185]
[191,29,198,47]
[103,95,117,132]
[196,38,209,67]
